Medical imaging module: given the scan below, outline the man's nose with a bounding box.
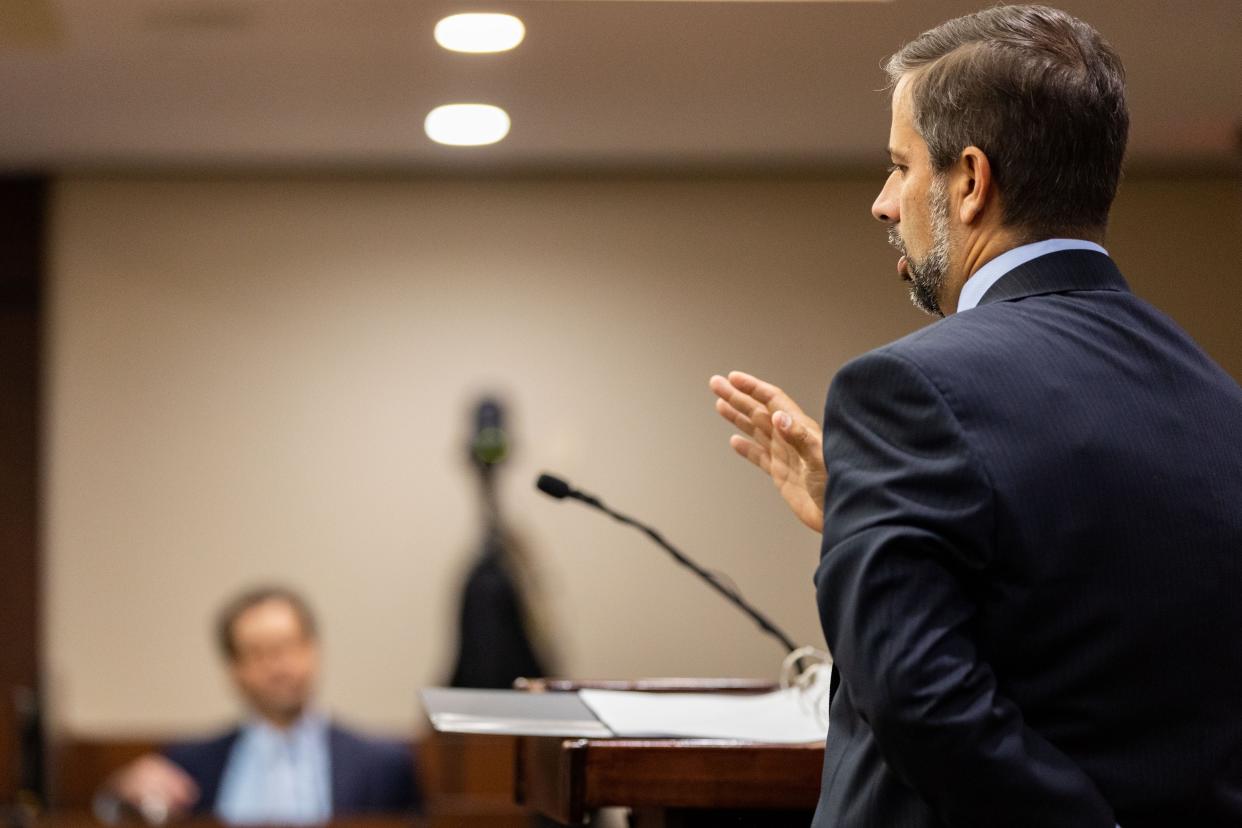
[872,179,899,223]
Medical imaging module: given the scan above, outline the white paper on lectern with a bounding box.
[420,687,614,738]
[579,681,830,744]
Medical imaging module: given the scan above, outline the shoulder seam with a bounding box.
[865,348,999,559]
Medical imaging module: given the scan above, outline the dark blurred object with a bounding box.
[469,399,510,472]
[449,399,554,690]
[15,688,45,806]
[449,533,549,690]
[1,177,46,828]
[469,398,509,538]
[1,687,43,828]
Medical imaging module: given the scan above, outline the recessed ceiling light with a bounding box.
[434,13,525,54]
[424,104,512,146]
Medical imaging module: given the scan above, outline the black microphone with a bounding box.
[535,472,799,655]
[536,473,602,507]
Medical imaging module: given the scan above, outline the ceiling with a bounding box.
[1,0,1238,173]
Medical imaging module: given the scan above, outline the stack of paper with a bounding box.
[579,682,828,744]
[421,687,613,738]
[421,669,831,744]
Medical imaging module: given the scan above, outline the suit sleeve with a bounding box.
[369,738,420,814]
[161,734,236,814]
[817,349,1116,828]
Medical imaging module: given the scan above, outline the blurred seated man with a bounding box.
[99,586,419,824]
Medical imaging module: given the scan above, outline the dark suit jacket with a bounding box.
[163,721,420,817]
[812,250,1242,827]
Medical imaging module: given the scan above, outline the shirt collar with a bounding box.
[956,238,1109,313]
[244,709,327,745]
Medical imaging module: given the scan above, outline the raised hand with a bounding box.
[710,371,826,533]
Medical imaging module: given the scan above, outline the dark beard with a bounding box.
[907,255,946,318]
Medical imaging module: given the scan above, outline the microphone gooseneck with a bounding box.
[534,471,799,655]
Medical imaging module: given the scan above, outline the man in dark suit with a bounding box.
[711,5,1242,827]
[101,587,419,824]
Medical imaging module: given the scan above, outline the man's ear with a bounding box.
[955,146,994,226]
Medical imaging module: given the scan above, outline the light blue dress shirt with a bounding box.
[215,711,332,825]
[956,238,1109,313]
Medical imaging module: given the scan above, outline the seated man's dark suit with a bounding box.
[162,722,419,816]
[812,250,1242,827]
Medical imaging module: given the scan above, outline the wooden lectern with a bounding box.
[508,679,824,827]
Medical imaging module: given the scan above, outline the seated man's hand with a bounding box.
[107,753,199,823]
[710,371,826,533]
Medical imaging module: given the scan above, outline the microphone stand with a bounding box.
[537,474,804,661]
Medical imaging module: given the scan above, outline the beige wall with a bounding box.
[45,172,1241,737]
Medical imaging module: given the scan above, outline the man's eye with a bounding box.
[886,164,905,175]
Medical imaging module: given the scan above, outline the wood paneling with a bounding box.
[52,734,534,827]
[0,176,46,806]
[48,739,159,809]
[517,736,823,825]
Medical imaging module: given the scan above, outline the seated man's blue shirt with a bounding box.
[215,711,332,825]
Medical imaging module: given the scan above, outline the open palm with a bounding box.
[710,371,826,533]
